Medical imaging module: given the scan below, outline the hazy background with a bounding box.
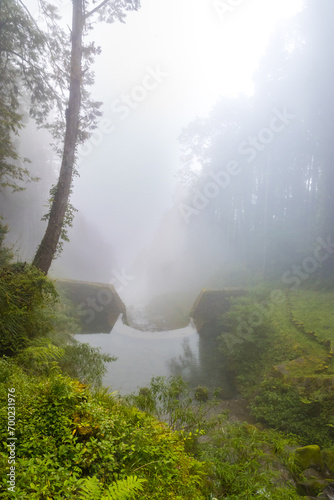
[2,0,313,305]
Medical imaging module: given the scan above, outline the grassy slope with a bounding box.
[233,282,334,445]
[289,288,334,343]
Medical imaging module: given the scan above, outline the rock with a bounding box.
[302,468,324,480]
[297,478,330,496]
[294,445,324,472]
[322,482,334,499]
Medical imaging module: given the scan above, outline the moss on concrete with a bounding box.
[56,279,126,333]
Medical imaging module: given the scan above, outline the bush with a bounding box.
[0,222,13,267]
[127,376,221,434]
[199,421,301,500]
[0,263,58,355]
[59,341,116,387]
[251,378,334,446]
[0,362,210,499]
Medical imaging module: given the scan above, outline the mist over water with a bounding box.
[76,316,200,395]
[76,315,235,396]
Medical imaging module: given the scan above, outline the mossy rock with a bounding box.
[322,450,334,475]
[294,445,324,472]
[297,478,330,496]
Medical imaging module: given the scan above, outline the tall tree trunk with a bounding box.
[33,0,83,274]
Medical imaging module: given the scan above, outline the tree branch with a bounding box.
[18,0,42,32]
[85,0,110,19]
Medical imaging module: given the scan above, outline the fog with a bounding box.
[4,0,334,309]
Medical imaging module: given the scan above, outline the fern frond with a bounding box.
[103,475,147,500]
[77,476,102,500]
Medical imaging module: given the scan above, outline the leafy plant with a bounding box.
[16,337,64,376]
[0,263,58,355]
[127,375,222,435]
[0,363,210,499]
[59,341,116,387]
[251,378,334,446]
[200,421,300,500]
[78,475,147,500]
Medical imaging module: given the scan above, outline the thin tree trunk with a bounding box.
[33,0,83,274]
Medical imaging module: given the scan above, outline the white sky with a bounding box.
[26,0,304,269]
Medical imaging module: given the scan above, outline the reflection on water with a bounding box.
[76,314,235,397]
[75,315,199,395]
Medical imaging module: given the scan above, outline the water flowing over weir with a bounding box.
[75,318,235,397]
[73,288,243,396]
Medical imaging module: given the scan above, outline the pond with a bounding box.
[75,313,235,397]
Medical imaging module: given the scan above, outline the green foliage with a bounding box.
[0,263,58,355]
[194,386,209,402]
[78,475,147,500]
[42,183,79,258]
[0,0,56,192]
[199,421,300,500]
[217,286,334,446]
[16,337,64,376]
[0,260,114,386]
[0,362,209,499]
[217,295,278,394]
[127,376,226,459]
[0,222,13,266]
[251,378,334,446]
[127,375,222,435]
[59,341,116,387]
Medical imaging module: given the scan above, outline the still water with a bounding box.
[75,314,200,395]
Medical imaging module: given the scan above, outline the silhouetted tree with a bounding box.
[32,0,141,274]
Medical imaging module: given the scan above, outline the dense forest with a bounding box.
[145,0,334,296]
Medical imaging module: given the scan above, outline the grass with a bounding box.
[288,288,334,343]
[226,281,334,445]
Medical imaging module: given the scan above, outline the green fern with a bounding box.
[103,475,147,500]
[77,476,102,500]
[16,338,64,375]
[78,475,147,500]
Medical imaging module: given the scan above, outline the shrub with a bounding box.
[127,376,222,435]
[0,362,210,499]
[251,378,334,446]
[59,341,116,387]
[0,263,58,355]
[199,421,301,500]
